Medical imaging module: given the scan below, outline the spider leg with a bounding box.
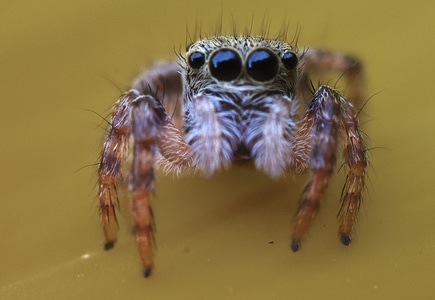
[133,62,193,174]
[129,91,191,277]
[133,61,184,129]
[99,61,192,277]
[98,90,137,250]
[298,48,363,105]
[128,63,193,277]
[338,101,367,245]
[129,94,167,277]
[290,86,366,251]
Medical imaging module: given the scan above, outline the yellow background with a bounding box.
[1,0,434,299]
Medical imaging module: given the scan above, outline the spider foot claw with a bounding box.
[104,241,115,250]
[143,267,153,278]
[340,234,351,246]
[291,239,301,252]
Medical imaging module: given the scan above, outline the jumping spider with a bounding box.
[98,35,367,277]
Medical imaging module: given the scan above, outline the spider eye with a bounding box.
[281,52,298,70]
[209,48,242,81]
[187,51,206,69]
[185,42,194,52]
[246,49,279,82]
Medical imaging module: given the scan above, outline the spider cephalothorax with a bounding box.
[97,35,367,277]
[182,36,300,176]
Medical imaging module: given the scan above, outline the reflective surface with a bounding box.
[1,1,434,299]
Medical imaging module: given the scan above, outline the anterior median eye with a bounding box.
[246,49,279,82]
[209,49,242,81]
[187,51,206,69]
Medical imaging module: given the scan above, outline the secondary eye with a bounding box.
[246,49,279,82]
[209,48,242,81]
[187,51,206,69]
[281,52,298,70]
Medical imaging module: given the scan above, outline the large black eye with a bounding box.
[246,49,279,82]
[187,51,205,69]
[209,49,242,81]
[281,52,298,70]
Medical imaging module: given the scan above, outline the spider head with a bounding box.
[182,36,299,100]
[180,37,301,176]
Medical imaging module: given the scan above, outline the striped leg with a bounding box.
[98,90,137,250]
[290,86,367,251]
[338,101,367,245]
[129,95,167,277]
[98,62,192,277]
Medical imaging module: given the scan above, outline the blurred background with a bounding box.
[1,0,434,299]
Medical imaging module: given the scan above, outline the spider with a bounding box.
[97,35,367,277]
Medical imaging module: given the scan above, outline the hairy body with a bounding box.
[97,35,367,277]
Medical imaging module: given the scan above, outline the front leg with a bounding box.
[291,86,341,251]
[290,86,366,251]
[130,93,193,277]
[98,62,192,277]
[129,95,167,277]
